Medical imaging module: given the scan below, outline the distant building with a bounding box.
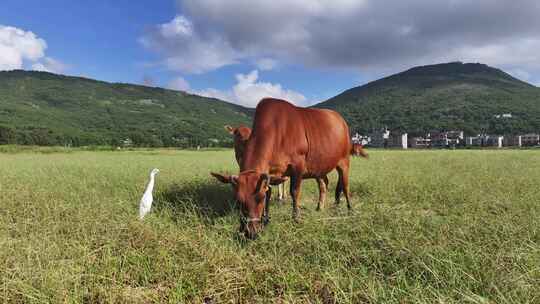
[503,135,522,147]
[390,133,408,149]
[362,128,537,149]
[431,131,464,148]
[465,136,482,146]
[485,135,504,148]
[369,128,390,148]
[369,128,408,149]
[521,134,540,146]
[466,134,503,148]
[409,136,431,148]
[502,134,539,147]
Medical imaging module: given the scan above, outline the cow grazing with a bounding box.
[212,98,353,239]
[225,125,330,204]
[351,143,369,158]
[225,124,288,200]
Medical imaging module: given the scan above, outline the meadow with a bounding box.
[1,148,539,303]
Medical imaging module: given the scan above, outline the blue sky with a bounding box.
[2,0,540,107]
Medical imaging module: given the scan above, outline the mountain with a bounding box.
[0,70,251,147]
[316,62,540,136]
[2,63,539,147]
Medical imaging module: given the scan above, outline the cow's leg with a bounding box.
[316,177,327,211]
[284,179,288,199]
[277,183,284,201]
[263,187,272,225]
[323,175,329,187]
[337,160,352,210]
[290,174,303,222]
[335,172,343,205]
[281,179,288,200]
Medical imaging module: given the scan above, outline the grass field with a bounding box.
[1,148,539,303]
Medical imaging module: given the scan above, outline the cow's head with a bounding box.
[225,125,252,163]
[211,170,287,239]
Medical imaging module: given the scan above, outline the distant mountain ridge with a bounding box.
[316,62,540,136]
[1,62,539,147]
[0,70,251,146]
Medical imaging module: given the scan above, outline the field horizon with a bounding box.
[1,148,539,303]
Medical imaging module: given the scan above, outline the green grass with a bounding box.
[1,149,539,303]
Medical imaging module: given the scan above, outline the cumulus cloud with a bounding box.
[177,70,306,107]
[139,16,239,73]
[0,25,46,70]
[0,25,68,74]
[141,0,540,78]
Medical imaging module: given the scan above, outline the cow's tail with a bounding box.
[351,144,369,158]
[359,147,369,158]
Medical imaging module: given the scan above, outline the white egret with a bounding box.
[139,168,159,219]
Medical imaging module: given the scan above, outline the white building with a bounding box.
[368,128,407,149]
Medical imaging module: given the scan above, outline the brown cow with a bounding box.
[212,98,352,239]
[225,125,329,204]
[225,124,288,200]
[225,125,252,165]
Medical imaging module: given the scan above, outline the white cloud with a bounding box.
[140,0,540,81]
[0,25,69,74]
[231,70,303,107]
[32,57,69,74]
[159,15,193,38]
[167,76,191,91]
[179,70,306,107]
[139,15,239,74]
[0,25,47,70]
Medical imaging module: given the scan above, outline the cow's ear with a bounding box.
[269,175,288,185]
[224,125,235,134]
[256,173,271,193]
[211,172,237,185]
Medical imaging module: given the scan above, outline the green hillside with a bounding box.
[0,70,251,147]
[2,63,539,147]
[317,62,540,136]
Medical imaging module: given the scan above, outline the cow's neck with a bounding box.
[241,134,271,173]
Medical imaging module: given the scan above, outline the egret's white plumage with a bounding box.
[139,168,159,219]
